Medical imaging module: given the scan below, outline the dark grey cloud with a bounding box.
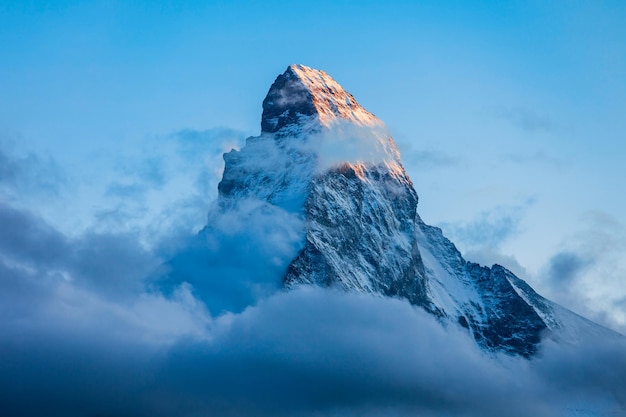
[539,211,626,334]
[547,251,592,286]
[71,232,158,297]
[151,290,540,417]
[0,200,157,303]
[0,201,69,268]
[0,281,624,417]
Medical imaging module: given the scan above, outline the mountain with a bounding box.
[177,64,617,357]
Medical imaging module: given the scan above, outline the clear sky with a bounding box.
[1,0,625,330]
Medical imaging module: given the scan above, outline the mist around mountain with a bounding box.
[0,66,625,417]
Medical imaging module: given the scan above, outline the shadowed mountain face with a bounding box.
[206,64,614,357]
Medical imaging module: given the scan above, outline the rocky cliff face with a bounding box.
[284,161,431,310]
[211,64,613,357]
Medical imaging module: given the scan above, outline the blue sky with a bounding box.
[2,1,626,415]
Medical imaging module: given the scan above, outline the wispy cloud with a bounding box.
[0,138,66,201]
[503,151,567,169]
[438,200,535,277]
[1,128,247,250]
[403,149,463,170]
[495,106,553,133]
[540,211,626,334]
[440,200,534,250]
[396,141,464,171]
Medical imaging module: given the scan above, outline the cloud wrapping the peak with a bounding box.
[165,197,305,315]
[302,122,401,173]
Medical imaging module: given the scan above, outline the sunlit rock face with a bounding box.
[261,64,382,135]
[212,64,614,357]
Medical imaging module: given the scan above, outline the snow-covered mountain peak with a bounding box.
[261,64,382,135]
[181,64,622,359]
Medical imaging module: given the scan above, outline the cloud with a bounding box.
[403,149,463,170]
[119,156,168,188]
[463,247,530,278]
[90,128,247,243]
[1,274,625,417]
[436,200,536,278]
[503,151,566,169]
[0,201,157,302]
[301,122,403,173]
[0,200,624,417]
[0,201,69,268]
[155,289,538,417]
[163,197,305,315]
[2,127,247,244]
[1,130,624,417]
[440,200,533,250]
[540,211,626,334]
[396,141,463,171]
[0,138,66,201]
[496,107,553,133]
[547,251,592,286]
[105,181,150,198]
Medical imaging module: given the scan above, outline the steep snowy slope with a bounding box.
[210,64,618,357]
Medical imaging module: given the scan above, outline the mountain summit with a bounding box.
[176,64,617,358]
[261,64,382,135]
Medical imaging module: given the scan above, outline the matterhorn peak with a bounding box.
[190,64,623,360]
[261,64,382,134]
